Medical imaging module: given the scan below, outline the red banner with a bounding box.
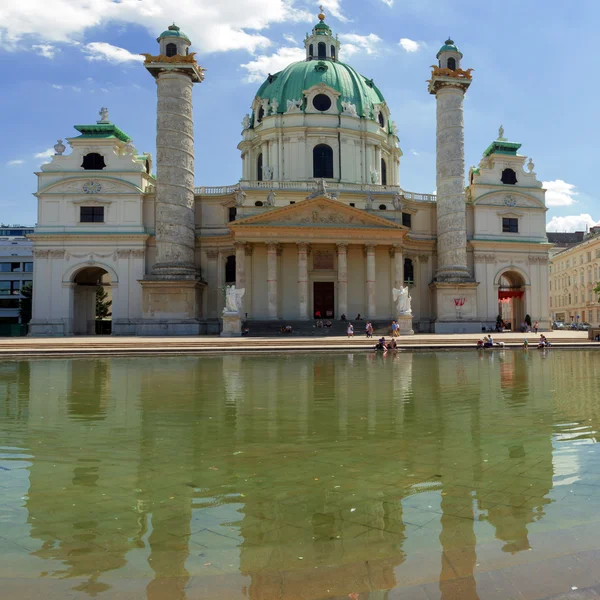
[498,290,524,300]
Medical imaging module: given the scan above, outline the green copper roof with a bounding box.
[73,123,132,143]
[158,23,191,43]
[436,38,463,58]
[254,60,386,120]
[314,21,331,33]
[483,139,522,157]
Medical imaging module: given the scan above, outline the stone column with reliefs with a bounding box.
[337,243,348,318]
[297,242,310,320]
[365,244,377,318]
[428,60,472,282]
[267,242,281,319]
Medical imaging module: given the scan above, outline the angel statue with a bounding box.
[392,286,412,315]
[224,285,245,314]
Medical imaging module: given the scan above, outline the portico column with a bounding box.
[365,243,376,318]
[267,242,280,319]
[234,241,246,314]
[337,243,348,318]
[205,249,219,318]
[391,244,404,289]
[297,242,310,319]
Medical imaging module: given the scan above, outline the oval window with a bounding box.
[313,94,332,112]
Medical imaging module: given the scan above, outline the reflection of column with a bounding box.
[267,242,280,319]
[297,242,309,319]
[337,243,348,317]
[205,249,218,318]
[365,244,376,318]
[235,241,246,315]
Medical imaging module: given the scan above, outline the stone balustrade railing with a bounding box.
[193,181,437,203]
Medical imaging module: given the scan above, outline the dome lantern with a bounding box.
[157,23,192,58]
[436,37,463,71]
[304,6,340,62]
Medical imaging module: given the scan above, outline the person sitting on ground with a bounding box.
[285,325,292,333]
[315,310,321,319]
[242,326,249,336]
[375,337,386,351]
[324,320,332,328]
[280,325,286,334]
[347,323,354,338]
[483,335,493,348]
[391,339,398,350]
[340,313,346,321]
[356,313,362,320]
[316,320,323,328]
[476,339,484,348]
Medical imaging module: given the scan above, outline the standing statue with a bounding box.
[393,286,412,315]
[365,191,374,210]
[392,192,402,211]
[266,189,276,206]
[270,99,279,114]
[498,124,506,140]
[263,165,273,181]
[224,285,245,314]
[307,178,331,199]
[241,114,251,129]
[233,185,246,207]
[98,107,110,123]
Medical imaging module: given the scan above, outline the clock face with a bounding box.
[83,181,102,194]
[504,195,517,207]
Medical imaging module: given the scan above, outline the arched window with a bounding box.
[313,144,333,178]
[145,159,151,174]
[404,258,414,284]
[225,256,236,284]
[378,112,385,128]
[166,43,177,57]
[81,153,106,170]
[255,201,263,207]
[228,207,237,222]
[447,57,456,70]
[257,106,264,123]
[501,168,517,185]
[331,45,336,60]
[257,153,263,181]
[379,204,387,210]
[309,44,314,58]
[381,158,387,185]
[318,42,326,59]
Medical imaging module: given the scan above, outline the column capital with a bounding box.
[297,242,311,254]
[389,244,403,257]
[205,249,219,259]
[417,254,430,263]
[336,243,348,253]
[363,243,376,256]
[244,243,253,256]
[266,241,282,255]
[233,241,246,250]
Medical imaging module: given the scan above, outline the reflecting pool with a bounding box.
[1,350,600,599]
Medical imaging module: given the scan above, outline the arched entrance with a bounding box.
[72,267,112,335]
[498,271,526,331]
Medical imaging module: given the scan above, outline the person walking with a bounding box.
[391,320,398,337]
[366,321,373,338]
[347,323,354,338]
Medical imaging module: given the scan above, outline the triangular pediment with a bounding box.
[231,196,405,229]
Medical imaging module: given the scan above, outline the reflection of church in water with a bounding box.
[29,10,550,336]
[7,350,575,598]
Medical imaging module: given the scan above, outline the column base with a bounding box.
[430,281,480,333]
[140,279,204,320]
[221,313,242,337]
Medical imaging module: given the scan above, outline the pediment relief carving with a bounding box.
[39,178,142,195]
[476,193,543,209]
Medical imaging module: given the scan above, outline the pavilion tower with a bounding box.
[139,25,206,334]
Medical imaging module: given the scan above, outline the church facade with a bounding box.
[28,13,551,336]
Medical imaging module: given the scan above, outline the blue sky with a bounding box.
[0,0,597,231]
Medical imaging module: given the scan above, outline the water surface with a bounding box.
[1,350,600,599]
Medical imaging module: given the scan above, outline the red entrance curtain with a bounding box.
[498,290,524,300]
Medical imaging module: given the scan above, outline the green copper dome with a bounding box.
[255,60,387,121]
[314,21,331,34]
[157,24,191,43]
[436,38,462,58]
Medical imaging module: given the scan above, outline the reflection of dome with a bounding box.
[158,23,191,43]
[254,60,388,123]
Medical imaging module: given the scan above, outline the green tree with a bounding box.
[96,286,112,320]
[19,282,32,325]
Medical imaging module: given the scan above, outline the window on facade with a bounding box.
[318,42,326,59]
[228,207,237,222]
[257,153,263,181]
[381,158,387,185]
[145,159,151,174]
[349,203,355,207]
[331,45,336,60]
[502,217,518,233]
[501,168,517,185]
[0,281,20,295]
[23,262,33,273]
[257,106,264,123]
[402,212,412,228]
[81,153,106,170]
[313,144,334,178]
[309,44,314,58]
[378,112,385,128]
[166,43,177,57]
[80,206,105,223]
[312,94,332,112]
[379,204,387,210]
[255,201,263,207]
[225,255,236,284]
[290,201,295,204]
[404,258,414,283]
[447,57,456,70]
[0,299,19,309]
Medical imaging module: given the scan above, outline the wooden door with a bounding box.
[313,282,335,318]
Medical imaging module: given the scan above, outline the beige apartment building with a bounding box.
[549,227,600,325]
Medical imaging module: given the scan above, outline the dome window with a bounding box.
[255,201,264,207]
[81,153,106,170]
[166,43,177,57]
[313,94,332,112]
[447,57,456,70]
[331,45,336,60]
[313,144,333,178]
[381,159,387,185]
[318,42,326,59]
[309,44,314,58]
[257,153,263,181]
[257,106,264,123]
[378,112,385,128]
[501,168,517,185]
[379,204,387,210]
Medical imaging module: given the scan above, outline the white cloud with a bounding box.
[51,84,63,89]
[320,0,348,22]
[72,86,82,92]
[34,148,54,160]
[547,214,599,233]
[339,33,382,58]
[410,150,420,156]
[0,0,313,54]
[399,38,421,52]
[543,180,578,207]
[7,159,25,166]
[380,0,394,5]
[84,42,144,63]
[241,46,305,83]
[32,43,57,58]
[283,33,297,44]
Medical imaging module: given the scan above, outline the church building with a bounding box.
[28,12,551,336]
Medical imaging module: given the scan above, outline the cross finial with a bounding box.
[318,5,326,20]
